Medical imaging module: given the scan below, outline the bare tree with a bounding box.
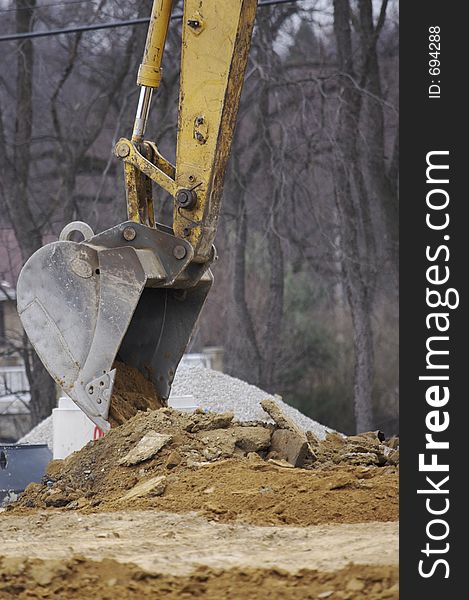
[0,0,57,425]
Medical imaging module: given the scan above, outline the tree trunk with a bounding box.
[8,1,57,427]
[230,182,263,384]
[333,0,375,432]
[358,0,398,274]
[260,202,285,391]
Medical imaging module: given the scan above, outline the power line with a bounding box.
[0,0,301,42]
[0,0,95,13]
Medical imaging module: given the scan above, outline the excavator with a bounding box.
[16,0,257,431]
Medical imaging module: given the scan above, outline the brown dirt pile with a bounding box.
[11,407,398,525]
[109,362,164,427]
[0,556,398,600]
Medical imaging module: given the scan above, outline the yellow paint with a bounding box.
[116,0,256,262]
[174,0,257,260]
[137,0,173,89]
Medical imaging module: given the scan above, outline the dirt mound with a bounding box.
[11,404,398,525]
[0,556,398,600]
[109,362,164,427]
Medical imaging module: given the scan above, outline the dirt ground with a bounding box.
[0,511,398,599]
[0,559,398,600]
[0,511,398,576]
[2,397,399,598]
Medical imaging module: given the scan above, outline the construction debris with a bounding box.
[261,398,306,436]
[261,399,317,464]
[10,401,399,526]
[118,432,172,466]
[269,428,310,467]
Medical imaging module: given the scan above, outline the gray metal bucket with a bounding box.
[0,444,52,504]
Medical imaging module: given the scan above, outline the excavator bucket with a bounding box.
[16,221,213,431]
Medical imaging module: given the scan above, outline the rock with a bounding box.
[268,458,295,468]
[346,435,380,451]
[318,592,334,599]
[361,430,385,442]
[380,445,393,458]
[388,449,399,465]
[325,432,346,446]
[340,451,380,466]
[165,451,182,469]
[29,561,62,586]
[203,447,222,461]
[119,432,172,466]
[269,429,309,467]
[232,426,272,453]
[387,436,400,450]
[0,557,27,577]
[196,429,236,457]
[186,412,234,432]
[261,399,317,460]
[203,502,226,515]
[345,577,365,592]
[261,399,304,436]
[121,475,167,501]
[327,475,354,490]
[247,452,264,462]
[44,489,70,508]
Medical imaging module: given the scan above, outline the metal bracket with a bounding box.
[115,137,177,198]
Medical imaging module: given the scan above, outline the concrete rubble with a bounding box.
[118,432,172,466]
[12,398,400,517]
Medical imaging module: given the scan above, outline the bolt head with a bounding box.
[116,143,130,158]
[176,188,197,209]
[123,226,136,241]
[173,245,187,260]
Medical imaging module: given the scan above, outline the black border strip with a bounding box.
[400,3,464,596]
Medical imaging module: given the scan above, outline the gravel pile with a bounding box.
[18,414,53,450]
[172,366,330,440]
[19,366,330,448]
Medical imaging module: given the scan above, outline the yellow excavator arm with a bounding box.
[16,0,257,430]
[116,0,257,262]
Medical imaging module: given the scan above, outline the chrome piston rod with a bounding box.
[132,86,153,143]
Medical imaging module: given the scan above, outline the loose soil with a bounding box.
[11,407,398,526]
[109,362,164,427]
[0,558,398,600]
